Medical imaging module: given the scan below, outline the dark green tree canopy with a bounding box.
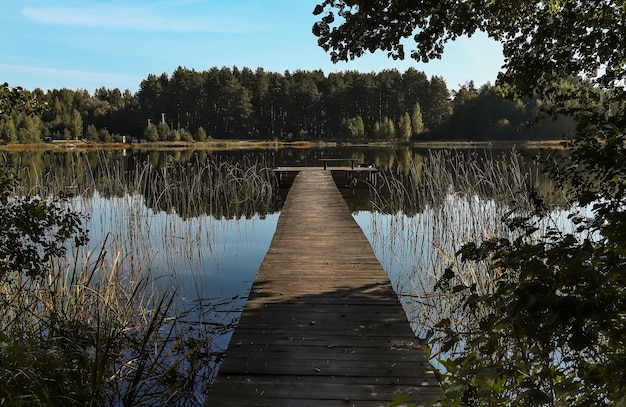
[313,0,626,96]
[1,82,46,116]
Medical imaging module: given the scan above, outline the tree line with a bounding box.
[1,67,574,145]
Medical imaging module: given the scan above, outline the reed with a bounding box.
[1,219,202,406]
[1,152,277,406]
[367,149,565,349]
[134,154,277,220]
[9,151,278,220]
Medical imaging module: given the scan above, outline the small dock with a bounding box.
[273,160,378,186]
[206,170,438,406]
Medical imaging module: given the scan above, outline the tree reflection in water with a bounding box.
[2,145,566,402]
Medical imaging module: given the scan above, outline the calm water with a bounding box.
[5,144,562,400]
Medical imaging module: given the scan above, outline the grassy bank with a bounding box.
[0,139,317,152]
[0,139,567,153]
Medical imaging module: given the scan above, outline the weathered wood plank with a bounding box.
[205,170,438,407]
[208,382,440,404]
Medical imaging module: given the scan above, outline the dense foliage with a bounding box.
[314,0,626,405]
[1,68,573,145]
[0,85,82,281]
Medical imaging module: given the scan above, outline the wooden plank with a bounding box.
[208,381,440,404]
[205,170,438,406]
[273,166,377,172]
[319,158,359,169]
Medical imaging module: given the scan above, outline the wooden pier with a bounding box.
[205,170,438,407]
[273,165,378,187]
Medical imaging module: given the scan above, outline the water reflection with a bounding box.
[75,190,280,367]
[2,144,562,401]
[355,148,572,365]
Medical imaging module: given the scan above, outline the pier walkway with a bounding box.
[206,170,438,406]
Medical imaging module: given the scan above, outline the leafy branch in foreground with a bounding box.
[0,168,88,280]
[429,108,626,406]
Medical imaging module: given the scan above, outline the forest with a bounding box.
[1,66,574,144]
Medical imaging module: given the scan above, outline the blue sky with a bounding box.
[1,1,504,93]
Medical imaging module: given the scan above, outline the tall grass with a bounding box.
[366,149,569,348]
[1,152,277,406]
[15,152,277,219]
[136,155,277,219]
[1,235,173,405]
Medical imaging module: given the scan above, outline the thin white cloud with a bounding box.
[0,63,141,91]
[21,3,257,33]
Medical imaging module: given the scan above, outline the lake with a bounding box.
[3,143,566,404]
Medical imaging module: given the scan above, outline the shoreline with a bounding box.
[1,139,567,152]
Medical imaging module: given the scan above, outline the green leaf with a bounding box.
[389,395,414,407]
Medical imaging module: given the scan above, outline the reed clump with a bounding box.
[136,154,277,219]
[1,153,278,406]
[368,149,566,343]
[0,231,217,406]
